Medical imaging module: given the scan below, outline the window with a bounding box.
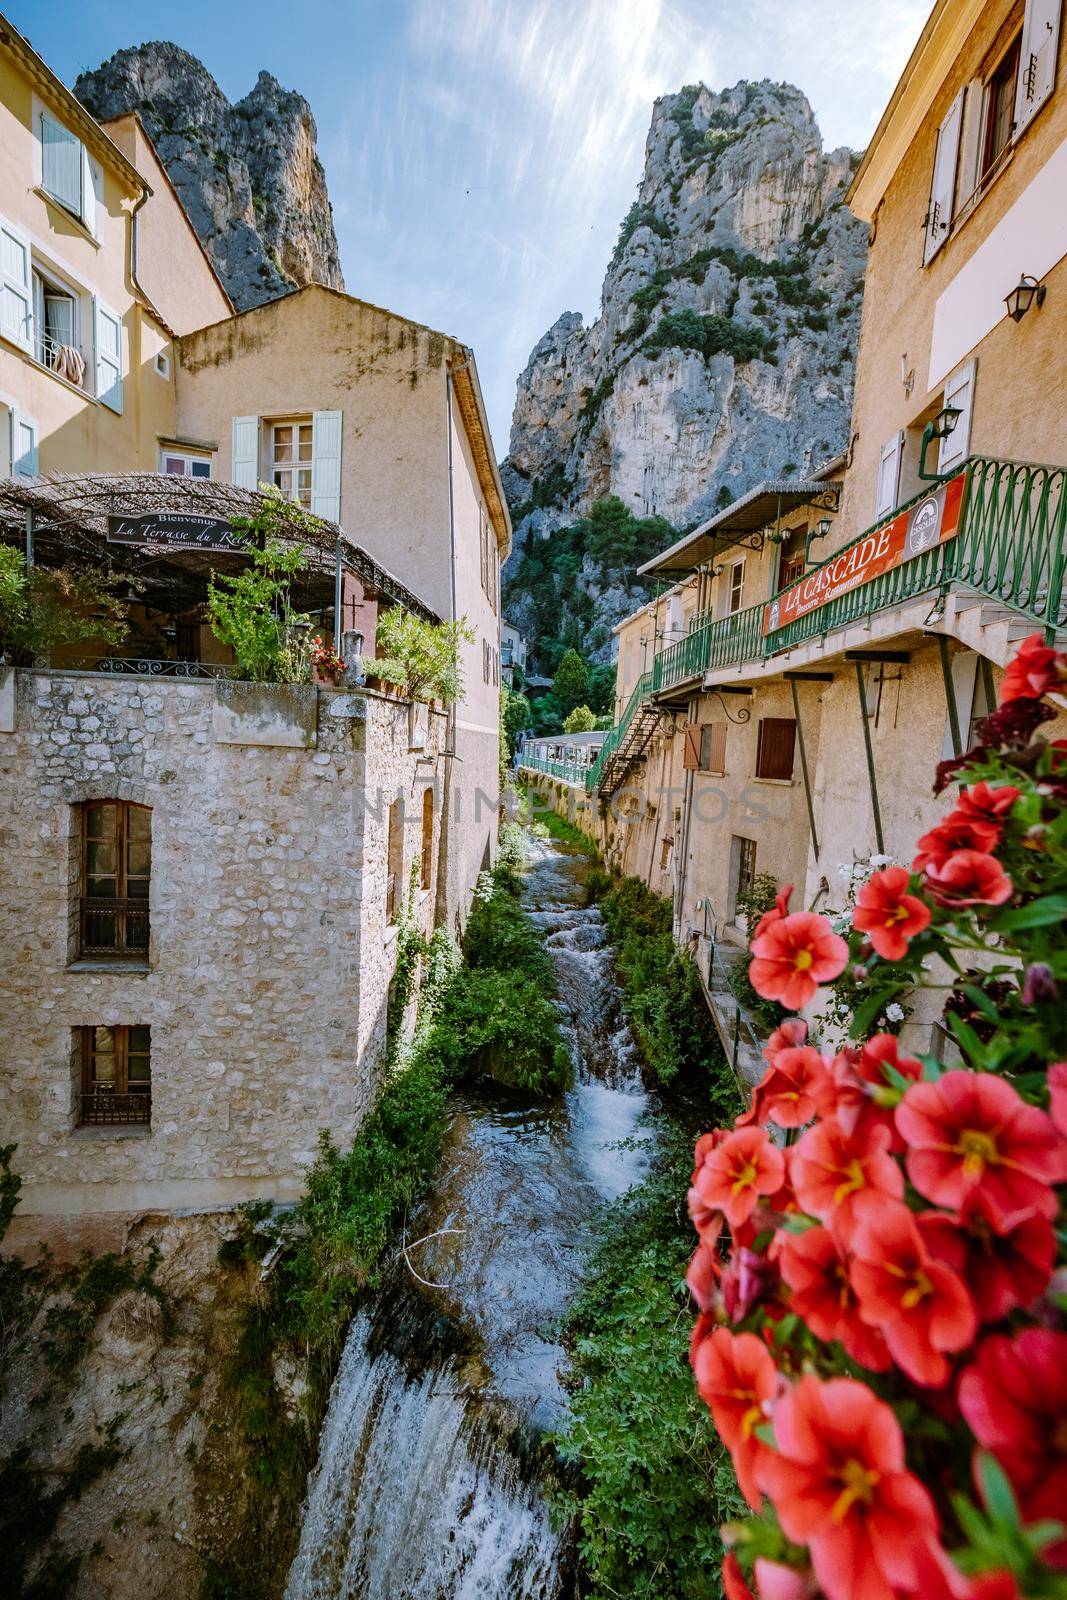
[778,529,807,591]
[79,1025,151,1126]
[272,420,313,507]
[386,799,404,921]
[161,450,211,478]
[732,836,757,916]
[32,267,83,384]
[981,36,1022,182]
[726,560,745,616]
[40,110,97,234]
[420,787,434,892]
[700,723,727,775]
[79,800,151,959]
[755,717,797,781]
[659,835,674,872]
[154,349,171,380]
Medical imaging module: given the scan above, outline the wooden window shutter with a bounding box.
[0,215,33,352]
[875,431,904,518]
[93,299,123,413]
[924,89,964,265]
[938,359,976,472]
[311,410,343,521]
[756,717,796,780]
[1015,0,1062,135]
[232,416,260,488]
[682,722,701,769]
[701,722,727,775]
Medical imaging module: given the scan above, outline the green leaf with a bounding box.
[994,895,1067,931]
[977,1452,1019,1531]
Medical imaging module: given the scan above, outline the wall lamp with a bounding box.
[1004,274,1046,323]
[805,516,833,565]
[918,403,962,481]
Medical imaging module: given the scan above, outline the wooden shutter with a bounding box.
[0,215,33,352]
[93,299,123,413]
[231,416,260,488]
[311,409,343,521]
[939,359,976,472]
[1015,0,1062,134]
[756,717,796,780]
[41,111,82,215]
[12,410,38,477]
[876,431,904,517]
[700,722,727,774]
[924,89,964,265]
[682,722,701,769]
[81,145,99,236]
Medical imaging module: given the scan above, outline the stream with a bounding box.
[284,836,653,1600]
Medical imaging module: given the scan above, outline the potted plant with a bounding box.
[309,634,347,687]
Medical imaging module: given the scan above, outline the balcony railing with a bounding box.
[79,1092,151,1127]
[57,656,233,679]
[79,897,150,959]
[587,453,1067,791]
[520,753,589,785]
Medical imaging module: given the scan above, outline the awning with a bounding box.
[0,472,439,622]
[637,478,841,578]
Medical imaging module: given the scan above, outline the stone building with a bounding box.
[522,0,1067,1072]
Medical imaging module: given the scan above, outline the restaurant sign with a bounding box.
[106,512,247,553]
[763,472,966,637]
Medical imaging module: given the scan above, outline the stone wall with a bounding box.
[0,670,442,1221]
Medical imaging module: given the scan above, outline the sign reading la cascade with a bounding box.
[763,473,966,637]
[106,512,247,553]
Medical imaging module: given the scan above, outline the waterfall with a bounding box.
[286,837,649,1599]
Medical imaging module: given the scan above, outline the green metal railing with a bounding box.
[587,453,1067,793]
[520,753,589,786]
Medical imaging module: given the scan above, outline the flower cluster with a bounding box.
[310,634,346,676]
[687,636,1067,1600]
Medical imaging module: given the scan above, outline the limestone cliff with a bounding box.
[75,44,344,311]
[502,81,868,667]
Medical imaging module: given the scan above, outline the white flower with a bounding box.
[885,1002,905,1023]
[870,853,893,868]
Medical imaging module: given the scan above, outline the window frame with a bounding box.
[79,799,151,960]
[38,108,98,236]
[160,448,212,478]
[726,559,745,617]
[755,717,797,782]
[79,1024,152,1126]
[698,722,727,775]
[420,787,435,892]
[980,32,1023,186]
[271,417,314,508]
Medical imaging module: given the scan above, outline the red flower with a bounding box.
[958,1329,1067,1549]
[763,1017,809,1065]
[922,850,1013,908]
[739,1047,832,1130]
[722,1242,781,1324]
[895,1070,1067,1227]
[692,1327,778,1508]
[852,866,932,960]
[752,1560,819,1600]
[693,1126,786,1230]
[998,633,1067,704]
[1048,1062,1067,1139]
[687,1183,724,1247]
[791,1117,904,1246]
[855,1033,923,1100]
[753,883,796,940]
[758,1375,939,1600]
[913,813,1002,872]
[692,1130,727,1183]
[955,782,1021,824]
[723,1554,757,1600]
[686,1240,721,1311]
[850,1203,976,1388]
[919,1190,1054,1322]
[750,913,849,1011]
[778,1225,891,1372]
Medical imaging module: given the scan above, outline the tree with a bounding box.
[501,686,532,757]
[553,648,589,716]
[586,661,617,716]
[564,704,596,733]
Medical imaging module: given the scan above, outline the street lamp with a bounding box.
[918,403,963,481]
[1004,274,1047,323]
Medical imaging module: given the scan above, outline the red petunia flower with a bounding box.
[955,782,1021,824]
[738,1046,832,1130]
[723,1554,757,1600]
[752,1560,819,1600]
[849,1203,976,1388]
[998,633,1067,704]
[913,813,1002,872]
[958,1329,1067,1554]
[750,912,849,1011]
[692,1327,778,1508]
[687,1182,724,1248]
[753,883,796,941]
[895,1070,1067,1227]
[918,1190,1055,1322]
[763,1016,809,1065]
[1048,1062,1067,1139]
[777,1225,891,1372]
[852,866,933,960]
[692,1125,787,1230]
[757,1375,940,1600]
[922,850,1013,908]
[791,1117,904,1246]
[722,1241,782,1324]
[686,1240,721,1312]
[691,1130,727,1184]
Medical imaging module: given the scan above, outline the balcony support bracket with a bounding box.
[789,676,820,860]
[854,659,885,856]
[937,634,963,760]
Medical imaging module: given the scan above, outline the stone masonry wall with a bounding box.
[0,670,442,1217]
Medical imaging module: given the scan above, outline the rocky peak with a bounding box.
[75,43,344,311]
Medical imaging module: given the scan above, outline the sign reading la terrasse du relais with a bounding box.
[106,512,248,554]
[762,472,967,638]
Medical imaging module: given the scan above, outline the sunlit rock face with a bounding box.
[76,43,344,311]
[502,81,868,663]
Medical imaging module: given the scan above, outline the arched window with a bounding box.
[386,799,404,921]
[420,787,434,891]
[80,800,151,958]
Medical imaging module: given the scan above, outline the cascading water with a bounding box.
[285,836,651,1600]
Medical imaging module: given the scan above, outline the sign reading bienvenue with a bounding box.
[763,472,967,638]
[106,512,247,553]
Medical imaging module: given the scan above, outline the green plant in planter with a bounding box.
[362,655,408,691]
[373,608,475,704]
[206,539,309,682]
[0,546,131,663]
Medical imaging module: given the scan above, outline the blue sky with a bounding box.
[14,0,931,456]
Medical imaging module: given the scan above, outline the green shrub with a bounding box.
[0,546,131,665]
[207,538,308,683]
[374,608,475,704]
[643,310,775,365]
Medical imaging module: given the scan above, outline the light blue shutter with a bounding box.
[0,216,33,352]
[41,111,83,215]
[876,432,904,517]
[939,360,976,473]
[311,410,342,520]
[12,411,39,477]
[81,145,98,235]
[1015,0,1062,134]
[93,299,123,412]
[923,90,963,266]
[232,416,260,487]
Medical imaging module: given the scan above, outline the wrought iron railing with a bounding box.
[56,656,233,679]
[587,452,1067,792]
[520,753,589,785]
[79,897,150,958]
[79,1091,151,1127]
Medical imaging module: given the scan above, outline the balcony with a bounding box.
[519,752,589,786]
[79,1091,151,1127]
[79,897,150,959]
[588,454,1067,792]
